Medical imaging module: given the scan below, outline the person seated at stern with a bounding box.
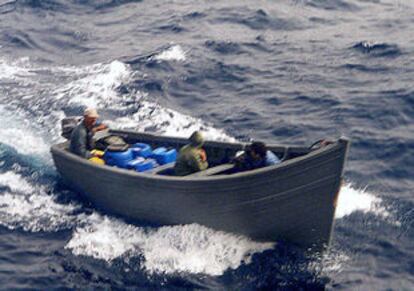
[69,108,107,159]
[174,131,209,176]
[233,141,280,172]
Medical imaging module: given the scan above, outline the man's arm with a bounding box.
[71,128,92,159]
[92,123,108,133]
[188,151,208,172]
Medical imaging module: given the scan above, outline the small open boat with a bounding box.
[51,129,349,251]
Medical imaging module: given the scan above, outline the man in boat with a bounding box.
[233,141,280,172]
[174,131,209,176]
[69,108,107,159]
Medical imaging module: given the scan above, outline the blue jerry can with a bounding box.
[151,147,177,165]
[131,143,152,158]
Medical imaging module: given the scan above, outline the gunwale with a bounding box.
[51,130,347,182]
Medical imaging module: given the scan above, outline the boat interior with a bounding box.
[62,129,313,177]
[112,130,311,177]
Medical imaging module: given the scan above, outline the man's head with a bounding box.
[83,108,99,129]
[189,131,204,147]
[247,141,267,160]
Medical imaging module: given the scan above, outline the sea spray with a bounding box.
[335,184,391,220]
[66,215,274,276]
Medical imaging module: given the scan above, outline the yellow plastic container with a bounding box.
[89,157,105,165]
[91,149,105,158]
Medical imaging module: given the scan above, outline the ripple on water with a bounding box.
[351,41,403,58]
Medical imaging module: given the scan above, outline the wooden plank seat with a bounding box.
[147,162,176,174]
[187,163,235,177]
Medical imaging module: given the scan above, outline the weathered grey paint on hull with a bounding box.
[51,133,349,251]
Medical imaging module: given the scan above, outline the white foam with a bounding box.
[0,105,50,157]
[0,57,34,80]
[320,252,350,274]
[0,171,32,193]
[46,109,67,144]
[308,248,350,277]
[0,172,79,232]
[140,224,273,275]
[66,214,144,261]
[42,57,228,141]
[66,214,274,276]
[108,101,236,142]
[153,45,186,62]
[54,60,133,108]
[0,58,136,140]
[335,184,390,219]
[360,40,376,48]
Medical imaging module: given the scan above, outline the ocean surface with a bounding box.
[0,0,413,289]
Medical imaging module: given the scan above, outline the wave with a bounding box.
[20,0,62,10]
[1,30,42,50]
[243,38,273,53]
[86,0,143,10]
[205,40,245,55]
[126,45,186,70]
[156,23,187,34]
[53,60,134,109]
[151,45,186,62]
[16,0,142,11]
[213,7,301,31]
[341,63,390,73]
[182,61,247,85]
[182,11,206,20]
[351,41,403,58]
[0,0,16,14]
[304,0,360,11]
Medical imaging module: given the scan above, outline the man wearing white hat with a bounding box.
[69,108,105,158]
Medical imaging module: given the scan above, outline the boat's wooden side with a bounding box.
[51,133,349,251]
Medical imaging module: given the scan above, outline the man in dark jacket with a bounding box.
[233,141,280,172]
[69,108,105,159]
[174,131,208,176]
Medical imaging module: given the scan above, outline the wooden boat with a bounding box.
[51,129,349,251]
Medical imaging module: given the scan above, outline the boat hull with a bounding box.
[51,133,349,251]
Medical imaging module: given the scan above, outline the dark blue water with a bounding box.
[0,0,413,289]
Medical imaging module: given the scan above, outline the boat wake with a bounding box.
[0,171,80,232]
[66,214,274,276]
[0,105,50,159]
[0,55,233,142]
[108,100,235,141]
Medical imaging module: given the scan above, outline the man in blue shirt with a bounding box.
[233,141,280,172]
